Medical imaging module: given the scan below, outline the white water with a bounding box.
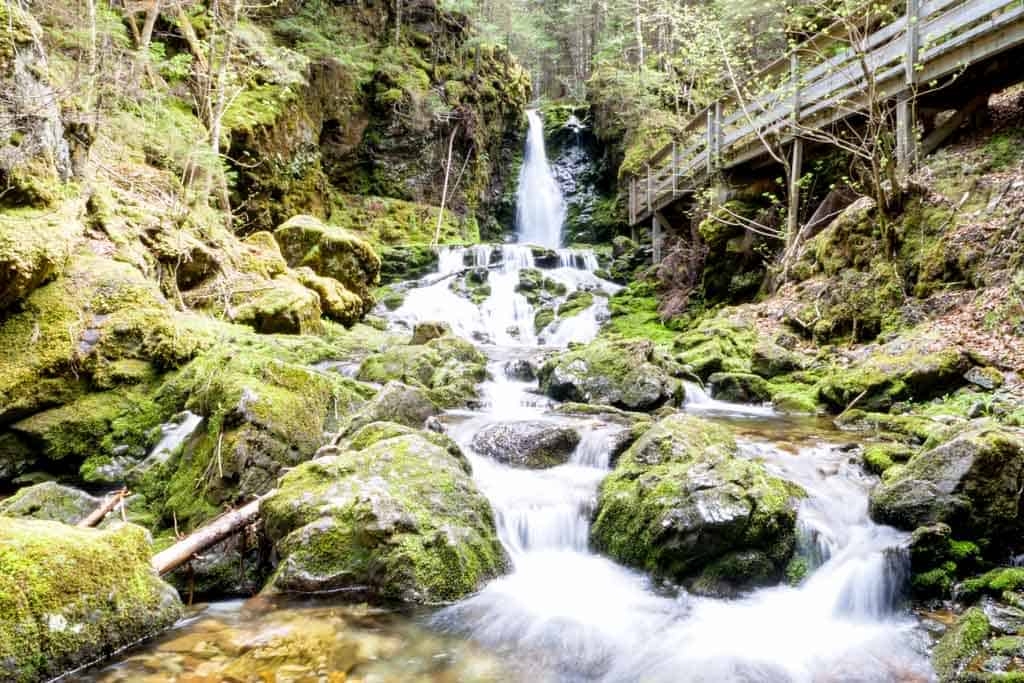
[382,110,933,682]
[516,110,567,249]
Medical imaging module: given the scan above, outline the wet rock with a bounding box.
[261,433,506,603]
[345,381,439,433]
[504,358,537,381]
[166,530,271,600]
[471,420,581,468]
[343,420,469,474]
[411,320,451,345]
[538,338,682,411]
[673,318,756,380]
[707,372,772,404]
[591,414,805,595]
[378,244,438,285]
[274,214,381,314]
[932,606,989,681]
[869,427,1024,543]
[0,518,183,681]
[0,481,100,524]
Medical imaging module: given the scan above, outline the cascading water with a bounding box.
[516,110,567,249]
[384,110,934,681]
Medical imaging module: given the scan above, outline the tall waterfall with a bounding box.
[516,110,566,249]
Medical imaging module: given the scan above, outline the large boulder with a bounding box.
[0,481,99,524]
[0,518,183,681]
[293,266,364,327]
[357,334,487,407]
[261,432,506,603]
[274,215,381,314]
[707,372,772,404]
[538,338,682,411]
[231,274,324,335]
[0,208,80,312]
[591,414,805,596]
[869,427,1024,543]
[470,420,581,468]
[818,346,970,413]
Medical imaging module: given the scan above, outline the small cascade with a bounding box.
[682,380,776,417]
[516,110,566,249]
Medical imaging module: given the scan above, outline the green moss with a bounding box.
[591,414,804,589]
[604,281,677,345]
[989,636,1024,657]
[558,290,595,319]
[0,518,182,682]
[960,568,1024,599]
[785,556,810,585]
[862,442,915,475]
[356,335,486,408]
[328,194,479,247]
[673,316,756,379]
[262,434,506,603]
[933,607,990,681]
[534,307,555,334]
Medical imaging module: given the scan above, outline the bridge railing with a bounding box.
[629,0,1024,225]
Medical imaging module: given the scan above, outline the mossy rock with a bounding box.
[862,442,916,475]
[0,517,183,682]
[344,381,438,434]
[751,341,808,378]
[959,568,1024,601]
[261,433,507,603]
[534,306,555,334]
[294,266,363,326]
[231,274,325,335]
[0,206,81,311]
[707,372,772,404]
[145,344,373,529]
[378,244,439,284]
[557,290,594,319]
[673,318,756,380]
[274,214,381,313]
[591,414,805,594]
[356,335,486,408]
[869,427,1024,544]
[470,420,581,468]
[0,481,100,524]
[932,606,990,681]
[908,523,981,599]
[819,346,970,413]
[538,338,682,411]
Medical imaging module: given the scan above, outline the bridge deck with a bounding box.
[629,0,1024,225]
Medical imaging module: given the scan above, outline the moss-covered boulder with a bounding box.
[293,267,363,326]
[0,207,80,311]
[932,606,990,681]
[411,320,451,345]
[708,372,772,404]
[470,420,581,468]
[231,274,324,335]
[751,341,808,378]
[591,414,805,596]
[274,215,381,314]
[261,433,506,603]
[0,481,99,524]
[819,346,970,413]
[356,334,487,408]
[378,244,439,284]
[672,318,755,380]
[538,338,682,411]
[0,518,183,682]
[344,381,439,433]
[869,427,1024,543]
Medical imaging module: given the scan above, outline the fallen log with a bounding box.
[77,488,128,528]
[152,495,266,576]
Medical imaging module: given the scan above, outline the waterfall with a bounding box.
[379,111,932,682]
[516,110,566,249]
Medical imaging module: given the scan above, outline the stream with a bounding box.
[83,110,936,682]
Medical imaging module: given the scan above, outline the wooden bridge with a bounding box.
[628,0,1024,243]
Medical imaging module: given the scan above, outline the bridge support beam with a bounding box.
[787,137,804,247]
[652,211,671,265]
[896,94,917,175]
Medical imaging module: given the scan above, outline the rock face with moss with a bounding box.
[538,338,683,411]
[471,420,581,468]
[0,518,183,682]
[261,429,506,603]
[591,414,805,597]
[869,427,1024,543]
[0,481,100,524]
[275,214,381,314]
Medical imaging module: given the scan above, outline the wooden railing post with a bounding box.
[671,142,678,197]
[646,165,652,214]
[706,108,715,177]
[790,52,801,130]
[897,0,920,174]
[713,101,723,171]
